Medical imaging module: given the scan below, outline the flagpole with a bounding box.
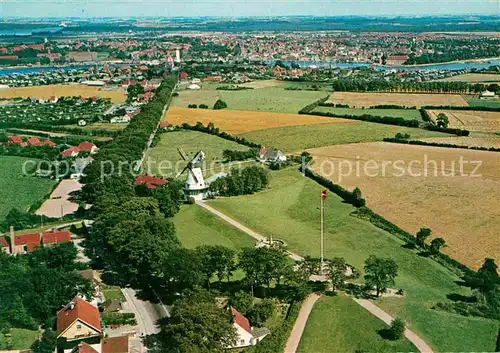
[320,191,324,267]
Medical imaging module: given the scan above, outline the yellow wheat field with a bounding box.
[327,92,468,108]
[308,142,500,269]
[163,106,353,134]
[428,110,500,132]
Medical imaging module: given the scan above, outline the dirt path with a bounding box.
[353,298,434,353]
[196,201,303,261]
[284,293,321,353]
[198,202,435,353]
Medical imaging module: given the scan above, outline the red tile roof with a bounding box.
[134,174,166,189]
[74,342,100,353]
[231,307,251,333]
[57,297,102,335]
[42,230,71,244]
[8,135,23,144]
[42,139,56,147]
[26,242,40,253]
[387,55,409,61]
[102,336,129,353]
[159,121,171,129]
[0,236,9,248]
[60,146,80,156]
[77,142,97,152]
[14,233,40,246]
[27,136,41,146]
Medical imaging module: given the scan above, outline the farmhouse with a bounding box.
[480,90,497,100]
[134,174,167,189]
[12,232,41,255]
[7,135,23,146]
[57,297,102,348]
[61,146,80,158]
[259,146,287,163]
[102,335,129,353]
[78,142,99,154]
[230,307,270,348]
[188,83,201,90]
[110,114,131,123]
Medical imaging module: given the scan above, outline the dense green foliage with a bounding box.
[222,149,258,162]
[0,244,91,331]
[364,255,398,297]
[331,79,479,93]
[180,122,261,148]
[305,109,420,127]
[213,99,228,110]
[384,137,500,152]
[208,165,269,197]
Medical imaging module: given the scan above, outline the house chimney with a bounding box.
[8,226,14,253]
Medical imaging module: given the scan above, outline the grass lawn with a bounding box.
[102,284,126,301]
[464,96,500,108]
[0,156,57,219]
[172,84,327,114]
[174,205,255,249]
[144,130,251,177]
[297,295,416,353]
[208,168,498,351]
[238,121,452,152]
[0,328,39,349]
[313,106,422,120]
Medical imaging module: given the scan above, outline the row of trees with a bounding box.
[222,148,257,162]
[331,79,498,94]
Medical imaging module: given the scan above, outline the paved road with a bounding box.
[353,298,434,353]
[197,201,434,353]
[284,293,321,353]
[121,287,169,337]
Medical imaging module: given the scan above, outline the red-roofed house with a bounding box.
[41,138,57,147]
[27,136,41,146]
[102,336,129,353]
[0,236,10,254]
[77,142,98,155]
[42,230,71,246]
[57,297,102,343]
[12,233,41,255]
[230,307,270,348]
[61,146,80,158]
[134,174,167,189]
[7,135,23,146]
[386,55,409,65]
[179,71,188,81]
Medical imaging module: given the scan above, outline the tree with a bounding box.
[163,248,207,293]
[247,299,275,327]
[239,246,290,296]
[31,329,56,353]
[436,113,449,128]
[145,295,236,353]
[415,227,432,248]
[429,237,446,254]
[196,245,236,287]
[213,99,228,110]
[388,317,405,340]
[477,258,499,295]
[296,256,322,280]
[229,290,254,316]
[151,180,184,218]
[364,255,398,297]
[328,257,348,292]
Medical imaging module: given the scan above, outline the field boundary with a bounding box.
[383,137,500,152]
[302,167,476,277]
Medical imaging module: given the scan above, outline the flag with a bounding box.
[321,189,327,200]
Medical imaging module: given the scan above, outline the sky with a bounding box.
[0,0,498,18]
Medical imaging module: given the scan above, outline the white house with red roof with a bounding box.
[78,142,98,155]
[230,307,270,348]
[61,146,81,158]
[12,232,41,255]
[57,297,102,351]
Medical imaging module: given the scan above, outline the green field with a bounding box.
[208,168,498,351]
[173,84,327,114]
[175,205,255,249]
[238,121,451,152]
[298,295,416,353]
[0,328,39,349]
[102,284,125,301]
[465,96,500,108]
[144,130,251,177]
[314,106,422,120]
[0,156,57,219]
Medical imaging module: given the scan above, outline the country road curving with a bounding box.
[284,293,321,353]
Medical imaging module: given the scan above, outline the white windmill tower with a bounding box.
[176,148,208,201]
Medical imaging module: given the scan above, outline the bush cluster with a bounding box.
[303,110,420,128]
[181,122,261,148]
[298,95,330,114]
[384,137,500,152]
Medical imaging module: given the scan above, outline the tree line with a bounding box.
[208,166,269,197]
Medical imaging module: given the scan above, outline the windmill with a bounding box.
[176,148,208,201]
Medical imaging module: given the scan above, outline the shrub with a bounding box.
[247,299,275,327]
[388,318,405,340]
[213,99,228,110]
[102,312,136,326]
[199,104,209,109]
[188,104,198,108]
